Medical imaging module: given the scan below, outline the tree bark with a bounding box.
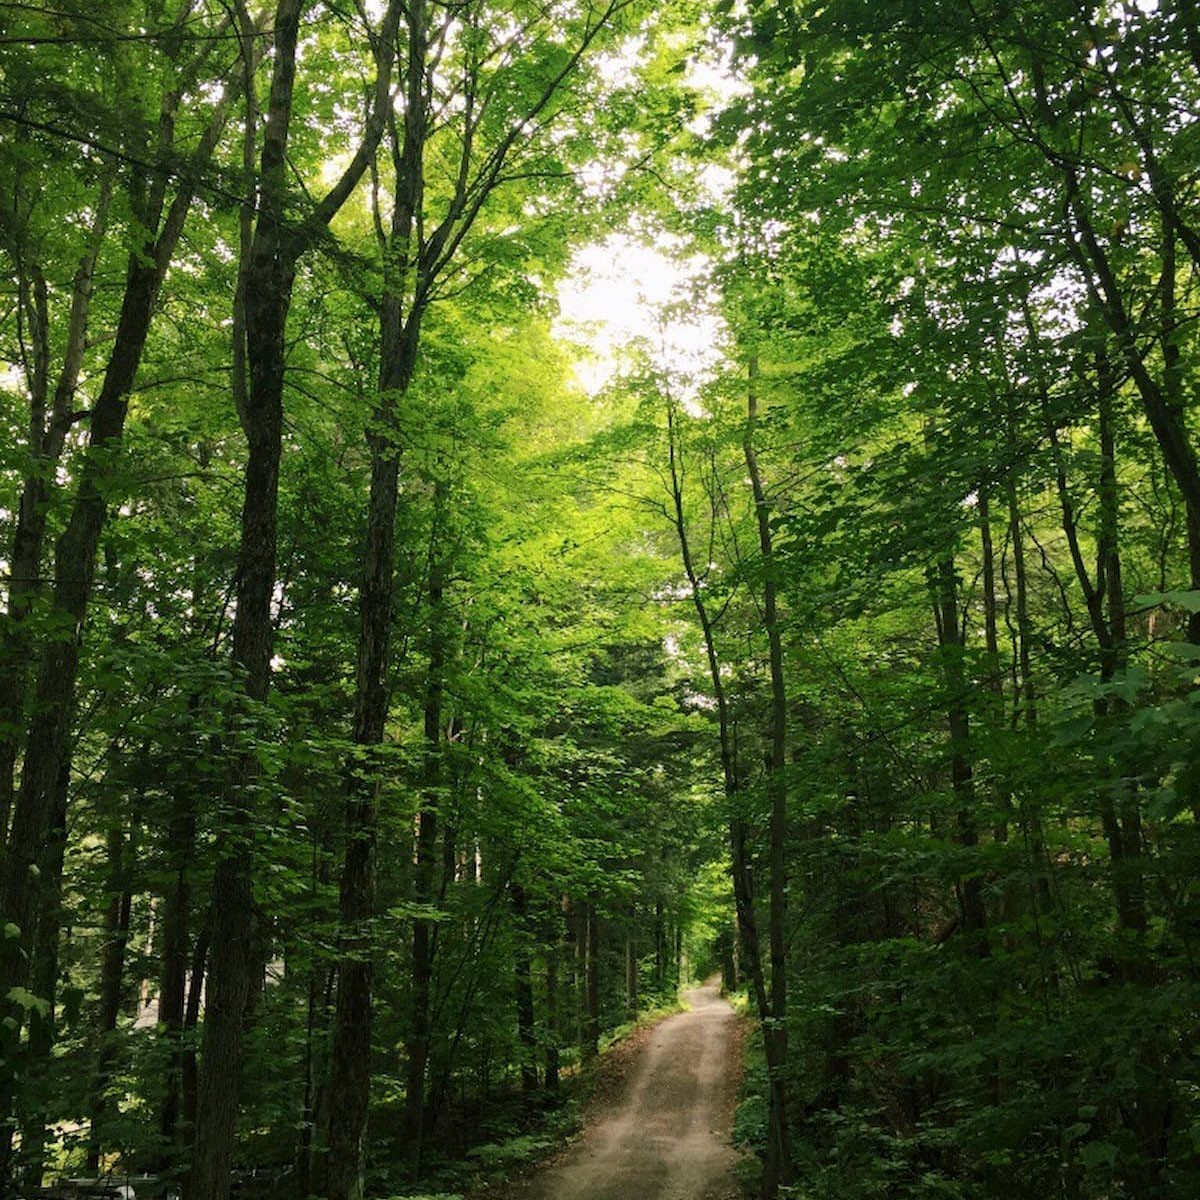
[0,48,250,1194]
[157,771,198,1161]
[662,385,784,1191]
[0,29,246,1010]
[931,545,989,941]
[402,495,448,1175]
[189,4,400,1195]
[584,903,600,1061]
[978,489,1002,699]
[544,935,560,1093]
[15,753,69,1188]
[511,883,538,1097]
[1004,431,1037,731]
[326,8,427,1186]
[742,361,794,1196]
[181,917,209,1143]
[87,822,133,1172]
[624,916,638,1017]
[0,171,112,838]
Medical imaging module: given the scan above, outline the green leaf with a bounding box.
[1078,1140,1118,1169]
[1134,589,1200,614]
[6,986,50,1017]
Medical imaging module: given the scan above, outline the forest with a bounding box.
[1,0,1199,1198]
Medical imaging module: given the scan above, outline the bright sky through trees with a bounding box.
[555,235,726,394]
[553,39,741,398]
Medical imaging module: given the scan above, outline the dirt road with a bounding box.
[491,982,743,1200]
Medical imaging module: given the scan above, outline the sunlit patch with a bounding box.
[554,234,725,396]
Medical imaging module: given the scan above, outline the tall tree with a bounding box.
[190,4,403,1197]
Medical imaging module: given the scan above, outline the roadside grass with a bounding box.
[728,989,767,1196]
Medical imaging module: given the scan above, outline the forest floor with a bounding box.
[473,981,747,1200]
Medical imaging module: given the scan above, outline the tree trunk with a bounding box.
[931,546,989,942]
[544,936,560,1093]
[0,253,158,1034]
[16,756,69,1188]
[189,3,399,1193]
[158,773,198,1161]
[295,953,331,1198]
[654,898,665,993]
[662,385,782,1190]
[1005,473,1036,731]
[326,1,426,1189]
[87,823,133,1172]
[573,899,587,1056]
[584,903,600,1061]
[978,488,1003,702]
[0,34,244,1018]
[978,487,1011,845]
[625,916,638,1017]
[403,500,447,1176]
[181,918,209,1146]
[1156,224,1200,646]
[0,52,247,1195]
[743,360,794,1196]
[0,172,112,838]
[1049,136,1200,530]
[511,884,538,1097]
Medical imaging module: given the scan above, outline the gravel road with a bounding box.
[493,982,743,1200]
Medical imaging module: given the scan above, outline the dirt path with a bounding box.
[485,982,744,1200]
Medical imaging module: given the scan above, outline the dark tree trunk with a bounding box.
[158,776,198,1160]
[181,918,210,1145]
[625,917,638,1017]
[926,416,988,947]
[662,386,782,1191]
[326,24,426,1185]
[743,361,794,1196]
[573,899,587,1055]
[1092,389,1147,940]
[189,4,398,1194]
[0,255,158,1012]
[87,823,133,1172]
[544,936,560,1093]
[16,757,69,1188]
[1005,472,1036,730]
[403,506,447,1176]
[931,546,989,942]
[295,956,332,1197]
[584,903,600,1062]
[296,814,335,1197]
[189,257,289,1197]
[1156,224,1200,646]
[978,488,1002,700]
[654,898,665,993]
[511,884,538,1097]
[1047,127,1200,532]
[0,53,246,1195]
[978,487,1011,844]
[0,173,111,838]
[0,38,242,1020]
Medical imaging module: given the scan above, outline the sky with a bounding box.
[554,234,726,395]
[551,35,744,397]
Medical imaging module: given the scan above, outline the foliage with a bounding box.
[4,2,1200,1199]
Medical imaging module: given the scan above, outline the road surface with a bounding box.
[493,982,743,1200]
